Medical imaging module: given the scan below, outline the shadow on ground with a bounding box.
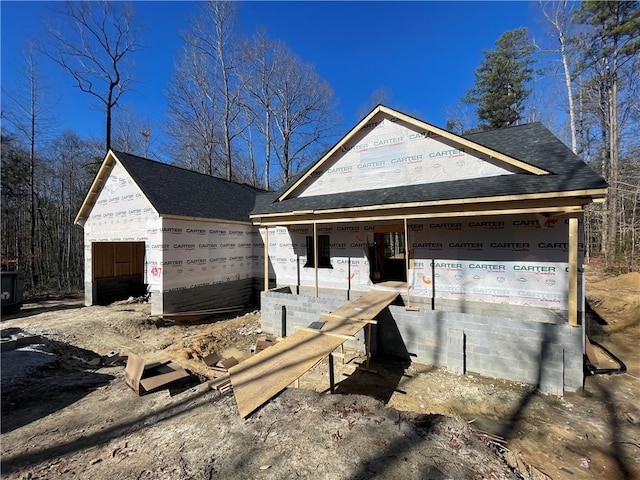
[0,339,114,434]
[334,354,411,404]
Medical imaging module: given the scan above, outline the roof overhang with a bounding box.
[252,187,607,226]
[74,150,118,226]
[160,214,254,226]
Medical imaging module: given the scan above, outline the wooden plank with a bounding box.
[568,216,579,326]
[328,290,398,322]
[254,191,601,223]
[585,336,599,364]
[320,313,377,325]
[263,228,269,292]
[228,290,398,418]
[296,327,353,340]
[228,330,345,418]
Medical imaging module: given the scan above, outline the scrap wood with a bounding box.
[219,357,239,369]
[255,336,276,353]
[203,352,222,367]
[203,353,239,378]
[161,306,244,317]
[208,373,231,391]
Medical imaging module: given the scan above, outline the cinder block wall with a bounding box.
[260,288,583,395]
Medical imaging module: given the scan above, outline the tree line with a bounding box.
[447,1,639,273]
[1,1,638,295]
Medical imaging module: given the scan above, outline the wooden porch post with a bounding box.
[404,218,409,275]
[568,216,579,326]
[263,227,269,292]
[314,222,319,298]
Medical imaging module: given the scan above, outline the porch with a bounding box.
[259,284,583,395]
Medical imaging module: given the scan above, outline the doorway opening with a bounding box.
[369,230,406,283]
[92,241,146,304]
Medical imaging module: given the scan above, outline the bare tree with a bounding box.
[238,30,285,190]
[538,0,580,153]
[165,41,225,175]
[2,44,57,289]
[444,102,477,135]
[269,52,339,185]
[43,1,141,152]
[1,133,31,277]
[112,104,154,157]
[45,132,99,289]
[356,88,392,120]
[188,0,244,181]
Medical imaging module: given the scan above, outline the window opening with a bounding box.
[305,235,332,268]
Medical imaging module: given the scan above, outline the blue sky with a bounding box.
[1,1,545,156]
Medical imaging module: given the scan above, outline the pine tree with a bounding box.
[574,1,640,259]
[464,28,535,130]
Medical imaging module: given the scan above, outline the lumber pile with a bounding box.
[207,337,277,394]
[209,373,233,393]
[253,336,276,354]
[203,353,238,393]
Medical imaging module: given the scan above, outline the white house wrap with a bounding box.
[75,151,264,314]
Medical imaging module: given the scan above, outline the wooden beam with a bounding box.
[256,204,585,227]
[568,216,579,326]
[254,188,606,223]
[403,218,419,311]
[314,222,318,298]
[263,228,269,292]
[329,353,335,394]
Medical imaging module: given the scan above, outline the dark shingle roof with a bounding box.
[113,151,264,222]
[463,122,604,185]
[251,123,606,216]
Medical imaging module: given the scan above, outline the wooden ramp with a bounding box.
[228,290,399,418]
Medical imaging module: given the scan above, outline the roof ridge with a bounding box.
[463,122,544,135]
[111,150,266,193]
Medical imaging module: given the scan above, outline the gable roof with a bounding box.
[76,150,264,225]
[251,106,607,220]
[277,105,549,202]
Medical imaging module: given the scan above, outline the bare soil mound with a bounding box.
[586,272,640,328]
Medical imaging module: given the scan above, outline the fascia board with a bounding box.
[254,187,607,221]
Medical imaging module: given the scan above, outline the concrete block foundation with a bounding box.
[260,286,583,395]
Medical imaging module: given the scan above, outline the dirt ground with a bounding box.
[1,268,638,480]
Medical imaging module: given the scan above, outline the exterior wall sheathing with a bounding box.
[260,288,583,395]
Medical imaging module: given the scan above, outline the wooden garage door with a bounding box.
[92,242,145,280]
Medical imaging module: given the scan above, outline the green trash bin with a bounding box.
[1,272,24,314]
